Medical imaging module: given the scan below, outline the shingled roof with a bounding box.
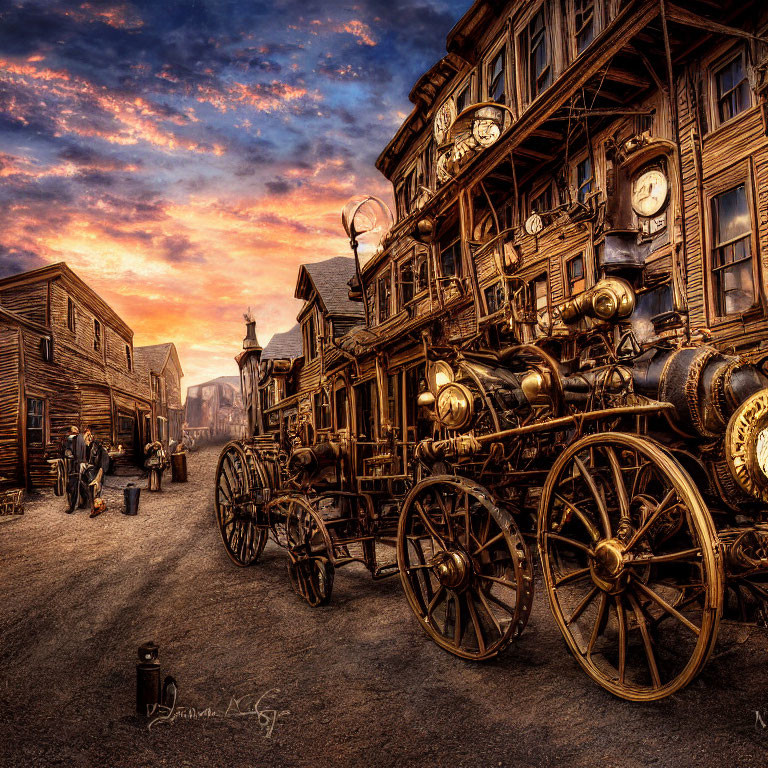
[262,323,303,360]
[134,343,183,377]
[295,256,364,317]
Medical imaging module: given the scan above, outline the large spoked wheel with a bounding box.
[215,442,268,567]
[396,476,534,661]
[273,496,335,607]
[538,432,724,701]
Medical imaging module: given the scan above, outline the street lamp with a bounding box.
[341,195,393,327]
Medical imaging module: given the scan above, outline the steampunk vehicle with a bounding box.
[215,0,768,701]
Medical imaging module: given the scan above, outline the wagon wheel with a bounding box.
[396,476,534,661]
[538,433,724,701]
[215,442,268,567]
[274,496,335,606]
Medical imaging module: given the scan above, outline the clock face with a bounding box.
[525,213,543,236]
[472,117,501,148]
[433,99,456,145]
[632,168,669,218]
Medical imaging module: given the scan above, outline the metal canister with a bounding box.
[171,451,188,483]
[136,641,161,716]
[123,483,140,515]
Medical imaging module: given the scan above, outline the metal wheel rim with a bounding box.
[538,432,723,701]
[397,475,533,661]
[215,442,267,567]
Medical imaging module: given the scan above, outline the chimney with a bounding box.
[243,320,262,351]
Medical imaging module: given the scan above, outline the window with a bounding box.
[314,390,331,430]
[576,157,594,204]
[455,81,471,114]
[400,259,414,308]
[93,318,101,352]
[484,282,505,314]
[378,272,392,323]
[26,398,45,445]
[156,416,168,443]
[574,0,595,53]
[335,386,348,430]
[714,50,751,125]
[531,273,549,336]
[415,252,428,293]
[566,254,586,296]
[40,337,53,363]
[67,298,75,332]
[126,344,132,371]
[487,46,507,104]
[439,222,462,279]
[303,313,318,360]
[711,184,755,316]
[27,402,49,449]
[524,7,552,102]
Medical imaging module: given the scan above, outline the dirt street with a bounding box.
[1,444,768,768]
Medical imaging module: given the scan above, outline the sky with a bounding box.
[0,0,471,391]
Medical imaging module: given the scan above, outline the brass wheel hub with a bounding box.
[430,549,472,591]
[589,538,629,594]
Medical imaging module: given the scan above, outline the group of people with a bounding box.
[56,427,173,517]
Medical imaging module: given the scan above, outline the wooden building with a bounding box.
[184,375,246,442]
[0,263,182,489]
[249,0,768,486]
[134,343,185,445]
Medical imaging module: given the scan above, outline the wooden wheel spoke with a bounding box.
[467,594,488,654]
[414,501,447,550]
[604,447,630,519]
[426,585,446,622]
[615,595,627,684]
[628,547,701,566]
[474,587,503,637]
[624,488,678,552]
[483,588,518,618]
[553,494,600,542]
[545,532,594,556]
[451,594,463,646]
[474,531,505,556]
[633,580,701,636]
[586,592,608,658]
[478,573,518,590]
[573,455,611,538]
[555,566,591,587]
[627,591,661,689]
[566,586,599,626]
[463,492,471,549]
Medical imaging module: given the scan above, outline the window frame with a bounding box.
[484,41,509,106]
[93,318,102,353]
[517,2,553,107]
[564,253,587,297]
[67,297,76,332]
[302,310,318,361]
[704,165,762,324]
[377,267,393,324]
[126,344,133,372]
[574,153,595,205]
[706,45,755,134]
[26,396,46,446]
[568,0,602,59]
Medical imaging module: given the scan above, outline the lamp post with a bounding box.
[341,195,393,328]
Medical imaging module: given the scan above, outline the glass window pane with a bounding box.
[722,260,754,314]
[715,185,750,244]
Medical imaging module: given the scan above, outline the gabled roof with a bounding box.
[294,256,365,318]
[262,324,303,360]
[0,261,133,339]
[134,342,184,377]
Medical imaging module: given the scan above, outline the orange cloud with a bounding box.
[337,20,377,46]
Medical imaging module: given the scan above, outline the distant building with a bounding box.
[0,262,183,489]
[134,343,185,445]
[184,375,246,442]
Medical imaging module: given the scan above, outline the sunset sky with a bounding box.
[0,0,470,391]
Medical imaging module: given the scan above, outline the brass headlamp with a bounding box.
[560,277,635,324]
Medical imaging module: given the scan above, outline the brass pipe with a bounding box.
[473,402,675,444]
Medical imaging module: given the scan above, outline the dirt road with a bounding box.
[2,444,768,768]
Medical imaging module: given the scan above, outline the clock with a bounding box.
[433,99,456,145]
[631,167,669,218]
[525,213,543,236]
[472,117,501,148]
